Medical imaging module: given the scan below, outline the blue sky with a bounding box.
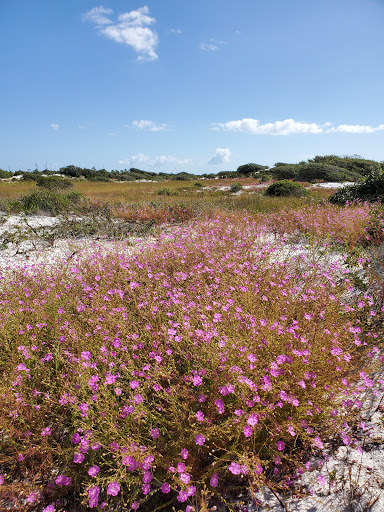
[1,0,383,173]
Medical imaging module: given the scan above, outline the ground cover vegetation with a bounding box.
[1,163,384,511]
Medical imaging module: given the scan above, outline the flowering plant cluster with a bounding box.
[262,201,384,247]
[0,211,382,511]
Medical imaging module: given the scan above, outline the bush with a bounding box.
[0,215,380,510]
[236,163,268,176]
[0,169,12,179]
[156,188,177,196]
[36,176,74,191]
[329,172,384,205]
[230,182,243,193]
[265,180,309,197]
[19,189,83,214]
[309,155,383,176]
[269,162,360,183]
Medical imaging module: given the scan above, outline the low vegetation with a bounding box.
[265,180,308,197]
[330,171,384,205]
[1,160,384,511]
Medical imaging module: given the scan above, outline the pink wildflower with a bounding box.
[195,434,205,445]
[210,473,219,487]
[107,481,120,496]
[88,465,100,477]
[161,482,170,493]
[195,411,204,422]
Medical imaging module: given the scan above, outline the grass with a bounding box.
[0,178,334,218]
[0,180,383,511]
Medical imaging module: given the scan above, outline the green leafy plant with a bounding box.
[36,176,74,191]
[18,189,84,215]
[329,172,384,205]
[265,180,308,197]
[156,188,178,196]
[230,183,243,193]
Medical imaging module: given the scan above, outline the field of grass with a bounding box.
[0,178,333,218]
[0,180,384,511]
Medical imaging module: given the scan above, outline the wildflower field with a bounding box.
[1,180,384,511]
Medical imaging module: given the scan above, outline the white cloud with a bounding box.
[132,120,168,131]
[83,6,113,26]
[119,154,192,168]
[208,148,231,165]
[327,124,384,134]
[50,123,60,131]
[200,39,225,52]
[170,28,182,34]
[84,5,158,61]
[212,118,323,135]
[211,118,384,135]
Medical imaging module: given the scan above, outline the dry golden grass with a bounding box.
[0,181,36,199]
[0,178,336,216]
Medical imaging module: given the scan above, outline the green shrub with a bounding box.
[19,189,84,215]
[309,154,383,176]
[236,163,268,176]
[156,188,177,196]
[0,169,12,179]
[329,171,384,205]
[265,180,309,197]
[230,182,243,193]
[270,162,360,182]
[36,176,74,190]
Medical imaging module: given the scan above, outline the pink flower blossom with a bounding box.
[88,486,100,508]
[161,482,170,493]
[27,492,38,503]
[180,473,191,484]
[215,399,225,414]
[107,481,120,496]
[150,428,159,439]
[243,425,253,437]
[195,411,204,422]
[177,462,185,473]
[88,465,100,477]
[72,433,81,444]
[195,434,205,445]
[210,473,219,487]
[177,490,188,502]
[55,475,72,486]
[287,426,296,436]
[122,456,138,471]
[247,413,259,427]
[277,441,285,451]
[317,475,326,486]
[313,436,323,449]
[74,453,85,464]
[192,375,202,386]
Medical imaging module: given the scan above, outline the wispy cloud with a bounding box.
[327,124,384,134]
[211,118,384,135]
[83,6,113,26]
[132,120,168,131]
[208,148,231,165]
[199,39,225,52]
[50,123,60,131]
[84,5,158,61]
[170,28,182,34]
[119,154,192,168]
